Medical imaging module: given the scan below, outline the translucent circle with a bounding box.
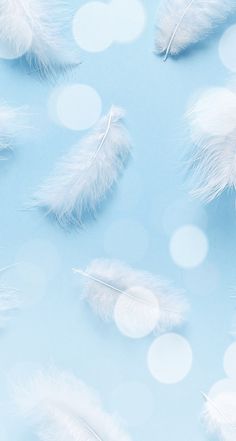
[114,286,160,338]
[170,225,208,269]
[109,0,146,43]
[224,343,236,379]
[111,381,155,426]
[56,84,102,130]
[190,88,236,137]
[103,219,149,263]
[0,22,32,59]
[219,25,236,72]
[73,2,113,52]
[10,262,47,306]
[147,333,193,384]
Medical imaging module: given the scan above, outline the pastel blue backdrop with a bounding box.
[0,1,235,440]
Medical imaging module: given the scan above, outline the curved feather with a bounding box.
[74,258,188,336]
[33,107,132,226]
[0,0,78,74]
[186,87,236,202]
[155,0,236,59]
[202,391,236,440]
[14,369,132,441]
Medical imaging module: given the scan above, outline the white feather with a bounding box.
[0,265,20,327]
[186,87,236,202]
[202,391,236,440]
[74,258,188,338]
[155,0,236,59]
[14,369,132,441]
[0,104,26,151]
[33,107,132,226]
[0,0,78,74]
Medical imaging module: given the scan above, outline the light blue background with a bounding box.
[0,1,235,440]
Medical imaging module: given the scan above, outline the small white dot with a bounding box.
[110,381,155,426]
[0,22,32,59]
[224,343,236,380]
[73,2,113,52]
[114,286,160,339]
[55,84,102,131]
[170,225,208,269]
[103,219,149,263]
[147,333,192,384]
[219,25,236,72]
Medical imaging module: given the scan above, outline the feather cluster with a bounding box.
[203,391,236,440]
[155,0,236,60]
[186,87,236,202]
[14,369,132,441]
[0,104,26,151]
[0,0,78,74]
[33,107,132,226]
[74,258,187,338]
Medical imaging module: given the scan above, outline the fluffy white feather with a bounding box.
[74,258,187,338]
[0,0,78,74]
[186,87,236,202]
[33,107,132,226]
[0,104,26,151]
[14,369,132,441]
[0,265,20,327]
[155,0,236,59]
[202,391,236,440]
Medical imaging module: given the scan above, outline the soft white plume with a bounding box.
[155,0,236,59]
[33,107,132,226]
[186,87,236,202]
[202,391,236,440]
[0,0,78,74]
[14,369,132,441]
[0,265,21,327]
[0,104,26,151]
[74,259,187,338]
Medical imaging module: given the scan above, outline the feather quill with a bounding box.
[14,369,132,441]
[202,391,236,440]
[0,104,26,151]
[0,0,78,74]
[73,258,187,338]
[186,87,236,202]
[155,0,236,60]
[33,106,132,226]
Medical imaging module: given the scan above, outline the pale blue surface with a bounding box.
[0,1,236,440]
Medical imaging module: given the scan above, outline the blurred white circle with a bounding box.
[73,2,113,52]
[170,225,208,269]
[114,286,160,338]
[103,219,149,263]
[56,84,102,130]
[109,0,146,43]
[147,333,192,383]
[190,88,236,137]
[219,25,236,72]
[0,22,32,59]
[111,381,155,426]
[224,343,236,379]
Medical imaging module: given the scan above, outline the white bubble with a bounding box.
[111,381,155,426]
[147,333,192,384]
[72,0,146,53]
[114,286,160,339]
[109,0,146,43]
[219,25,236,72]
[224,343,236,379]
[170,225,208,269]
[103,219,149,263]
[73,2,113,52]
[0,22,32,59]
[56,84,102,130]
[191,88,236,137]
